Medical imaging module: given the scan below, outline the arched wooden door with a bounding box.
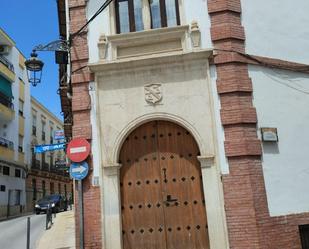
[120,121,209,249]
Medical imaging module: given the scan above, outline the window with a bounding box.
[32,114,37,136]
[32,179,37,200]
[42,120,46,141]
[42,153,46,167]
[42,180,46,197]
[50,182,54,194]
[50,153,54,166]
[300,225,309,249]
[64,184,67,197]
[115,0,180,33]
[0,185,5,192]
[3,166,9,176]
[15,169,21,178]
[18,99,24,116]
[18,135,23,152]
[50,128,54,144]
[58,183,61,194]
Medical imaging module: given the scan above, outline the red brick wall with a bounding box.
[68,1,102,248]
[26,174,72,196]
[208,0,309,248]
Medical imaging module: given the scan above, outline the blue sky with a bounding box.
[1,0,62,120]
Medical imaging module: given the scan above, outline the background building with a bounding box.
[26,96,72,212]
[0,28,31,218]
[57,0,309,248]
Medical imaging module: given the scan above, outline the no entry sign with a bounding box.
[66,138,90,162]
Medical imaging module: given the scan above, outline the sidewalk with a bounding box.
[36,210,75,249]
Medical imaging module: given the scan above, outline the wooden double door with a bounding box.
[120,121,209,249]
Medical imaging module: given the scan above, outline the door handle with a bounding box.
[165,195,178,203]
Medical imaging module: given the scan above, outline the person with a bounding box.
[68,194,73,210]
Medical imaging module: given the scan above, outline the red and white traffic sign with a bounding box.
[66,138,91,162]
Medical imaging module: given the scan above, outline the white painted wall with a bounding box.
[250,65,309,216]
[241,0,309,64]
[0,174,26,206]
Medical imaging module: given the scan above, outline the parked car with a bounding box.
[35,194,68,214]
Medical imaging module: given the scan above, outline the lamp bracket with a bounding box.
[33,40,69,52]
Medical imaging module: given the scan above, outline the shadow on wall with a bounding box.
[262,142,280,154]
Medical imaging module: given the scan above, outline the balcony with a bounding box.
[50,165,69,177]
[42,162,49,171]
[0,55,15,82]
[31,160,41,170]
[0,92,14,121]
[0,137,14,160]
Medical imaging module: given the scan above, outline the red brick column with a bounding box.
[68,1,102,248]
[208,1,309,248]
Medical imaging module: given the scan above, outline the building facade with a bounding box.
[58,0,309,248]
[26,97,72,212]
[0,28,31,218]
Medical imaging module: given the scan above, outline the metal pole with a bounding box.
[26,217,30,249]
[78,180,84,249]
[46,206,50,230]
[7,190,11,218]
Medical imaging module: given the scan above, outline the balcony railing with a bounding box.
[0,92,14,109]
[31,160,41,170]
[0,54,14,72]
[42,162,49,171]
[0,137,14,150]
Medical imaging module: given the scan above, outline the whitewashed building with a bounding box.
[0,28,31,218]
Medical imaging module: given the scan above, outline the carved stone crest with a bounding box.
[144,84,162,104]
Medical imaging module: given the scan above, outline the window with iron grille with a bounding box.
[3,166,10,176]
[32,126,36,136]
[32,179,37,200]
[15,169,21,178]
[18,135,23,153]
[115,0,180,34]
[0,185,5,192]
[42,180,46,197]
[32,114,37,135]
[300,225,309,249]
[18,99,24,116]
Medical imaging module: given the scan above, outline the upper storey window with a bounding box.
[115,0,180,34]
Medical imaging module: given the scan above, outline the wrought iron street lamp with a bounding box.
[25,0,114,88]
[25,51,44,86]
[25,39,69,86]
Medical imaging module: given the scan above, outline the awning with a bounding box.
[0,74,13,99]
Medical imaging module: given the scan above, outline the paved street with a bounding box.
[0,214,46,249]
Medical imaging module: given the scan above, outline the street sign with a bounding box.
[66,138,91,162]
[69,161,89,180]
[54,130,65,140]
[55,160,67,168]
[34,143,66,154]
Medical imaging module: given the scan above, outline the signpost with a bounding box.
[67,138,91,249]
[69,162,89,180]
[66,138,90,162]
[54,130,65,140]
